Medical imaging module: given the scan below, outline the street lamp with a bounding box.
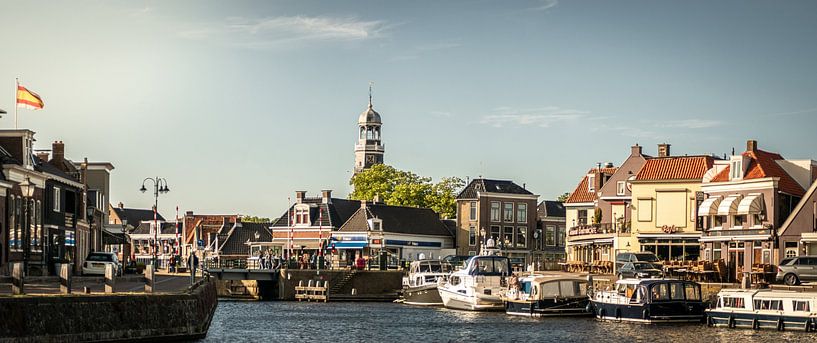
[19,177,35,275]
[480,228,486,255]
[140,177,170,269]
[121,218,129,268]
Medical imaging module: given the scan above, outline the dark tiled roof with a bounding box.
[457,178,532,199]
[131,221,178,235]
[35,157,80,183]
[219,222,272,257]
[565,167,617,203]
[113,207,166,224]
[537,200,566,218]
[636,156,713,181]
[711,149,804,196]
[338,203,453,237]
[271,198,359,228]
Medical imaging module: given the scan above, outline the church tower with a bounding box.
[354,84,384,174]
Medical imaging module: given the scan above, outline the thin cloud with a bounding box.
[764,106,817,117]
[530,0,558,11]
[654,119,722,129]
[430,111,453,117]
[178,15,389,49]
[479,106,588,128]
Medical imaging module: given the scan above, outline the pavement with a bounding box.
[0,273,203,296]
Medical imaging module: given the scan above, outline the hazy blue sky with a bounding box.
[1,0,816,219]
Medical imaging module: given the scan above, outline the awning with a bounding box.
[717,195,742,215]
[333,241,368,249]
[697,196,722,216]
[737,193,764,215]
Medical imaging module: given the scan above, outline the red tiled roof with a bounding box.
[635,156,713,181]
[711,149,805,196]
[565,167,617,203]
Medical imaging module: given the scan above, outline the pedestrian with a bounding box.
[259,252,266,270]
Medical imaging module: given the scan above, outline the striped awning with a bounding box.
[697,196,722,216]
[737,193,764,215]
[717,195,742,215]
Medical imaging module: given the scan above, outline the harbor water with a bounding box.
[201,300,817,342]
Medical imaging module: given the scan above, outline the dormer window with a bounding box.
[369,218,383,231]
[587,175,595,192]
[293,205,310,225]
[729,157,744,180]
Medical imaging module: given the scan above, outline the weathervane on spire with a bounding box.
[368,81,374,107]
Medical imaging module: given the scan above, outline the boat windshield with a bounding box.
[418,262,451,273]
[540,280,586,298]
[521,281,532,295]
[468,257,511,276]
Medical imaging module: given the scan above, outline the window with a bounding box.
[733,215,746,228]
[53,187,61,212]
[29,199,36,250]
[469,202,477,221]
[588,175,595,192]
[730,160,743,180]
[546,226,556,246]
[8,197,16,250]
[720,297,745,309]
[517,203,527,223]
[490,202,501,222]
[503,227,514,248]
[714,215,726,228]
[490,226,500,244]
[616,181,626,196]
[669,282,685,300]
[651,283,670,301]
[577,210,588,226]
[503,203,514,222]
[785,241,798,258]
[753,299,783,311]
[15,197,22,250]
[294,206,309,225]
[557,226,566,246]
[684,284,700,301]
[793,301,810,312]
[469,226,476,246]
[516,227,526,248]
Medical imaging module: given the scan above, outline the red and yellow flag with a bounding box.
[16,84,44,110]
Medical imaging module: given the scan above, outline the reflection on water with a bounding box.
[201,300,817,342]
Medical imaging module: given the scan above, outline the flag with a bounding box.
[16,84,44,110]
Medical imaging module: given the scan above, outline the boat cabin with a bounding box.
[466,256,512,276]
[518,276,588,301]
[406,260,453,287]
[601,279,702,305]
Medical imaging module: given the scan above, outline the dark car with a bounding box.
[615,252,662,271]
[617,262,663,279]
[776,256,817,285]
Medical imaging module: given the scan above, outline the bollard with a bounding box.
[145,265,155,293]
[351,288,357,295]
[60,263,72,294]
[11,262,24,295]
[105,264,116,294]
[84,286,91,294]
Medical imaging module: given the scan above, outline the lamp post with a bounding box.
[140,177,169,269]
[121,218,129,268]
[480,228,486,255]
[19,177,35,275]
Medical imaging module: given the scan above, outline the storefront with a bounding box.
[637,234,700,261]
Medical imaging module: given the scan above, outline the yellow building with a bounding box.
[629,155,714,261]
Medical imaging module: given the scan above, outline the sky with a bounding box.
[1,0,816,219]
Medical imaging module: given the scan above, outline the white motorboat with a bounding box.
[399,259,453,306]
[438,255,512,311]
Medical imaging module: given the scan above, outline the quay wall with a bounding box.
[278,270,402,300]
[0,280,218,342]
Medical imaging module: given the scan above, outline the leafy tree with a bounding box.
[557,192,571,203]
[350,164,463,218]
[240,215,271,223]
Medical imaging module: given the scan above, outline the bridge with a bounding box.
[205,268,280,281]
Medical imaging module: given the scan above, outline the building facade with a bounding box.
[699,140,815,278]
[455,178,539,263]
[535,200,567,267]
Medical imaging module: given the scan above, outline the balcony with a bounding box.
[354,142,385,152]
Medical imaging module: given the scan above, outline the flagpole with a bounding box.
[14,78,19,129]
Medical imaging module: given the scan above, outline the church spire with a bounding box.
[368,81,373,108]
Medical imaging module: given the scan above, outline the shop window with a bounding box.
[490,202,501,222]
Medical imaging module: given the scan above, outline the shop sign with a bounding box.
[661,225,678,234]
[569,226,598,236]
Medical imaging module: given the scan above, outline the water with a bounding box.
[201,300,816,342]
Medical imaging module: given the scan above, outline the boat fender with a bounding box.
[706,315,713,327]
[585,303,593,314]
[728,316,735,329]
[777,318,784,331]
[751,318,759,330]
[598,308,606,319]
[642,308,650,320]
[615,309,622,321]
[804,320,810,333]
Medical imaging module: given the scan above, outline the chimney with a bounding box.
[321,190,332,204]
[658,143,671,157]
[605,162,614,168]
[594,171,604,191]
[36,151,49,162]
[373,194,381,204]
[118,202,124,209]
[52,141,65,164]
[631,144,642,157]
[295,191,306,204]
[746,140,757,153]
[360,200,368,209]
[186,211,194,216]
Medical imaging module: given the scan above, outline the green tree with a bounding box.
[240,215,271,223]
[557,192,571,202]
[350,164,463,218]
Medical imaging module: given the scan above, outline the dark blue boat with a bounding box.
[590,278,705,323]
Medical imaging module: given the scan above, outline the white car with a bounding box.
[82,252,121,276]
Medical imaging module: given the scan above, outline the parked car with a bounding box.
[615,252,662,271]
[616,262,663,279]
[776,256,817,285]
[82,252,122,276]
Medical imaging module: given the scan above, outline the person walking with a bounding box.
[187,252,199,284]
